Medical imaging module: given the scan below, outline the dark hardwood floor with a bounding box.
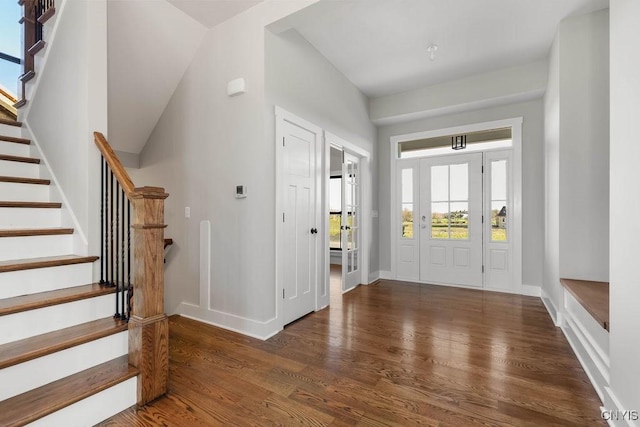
[99,278,604,426]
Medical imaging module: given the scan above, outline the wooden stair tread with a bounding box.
[0,118,22,127]
[0,282,112,316]
[0,254,99,273]
[0,135,30,145]
[0,355,137,426]
[0,228,73,238]
[560,278,609,331]
[0,316,127,369]
[0,176,50,185]
[0,154,39,164]
[0,201,61,208]
[13,99,26,109]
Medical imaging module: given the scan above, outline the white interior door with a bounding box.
[342,152,360,291]
[281,119,319,325]
[419,153,483,287]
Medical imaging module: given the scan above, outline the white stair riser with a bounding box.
[0,263,93,299]
[0,234,72,261]
[0,160,40,179]
[0,207,60,229]
[0,331,128,401]
[27,377,136,427]
[0,294,114,345]
[0,124,23,138]
[0,182,50,202]
[0,141,30,157]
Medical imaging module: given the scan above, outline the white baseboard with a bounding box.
[380,270,393,280]
[541,287,560,326]
[368,271,380,283]
[602,387,640,427]
[521,284,541,297]
[178,302,280,341]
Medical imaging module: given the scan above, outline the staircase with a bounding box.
[0,119,137,426]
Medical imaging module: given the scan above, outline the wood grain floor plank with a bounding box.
[100,278,604,426]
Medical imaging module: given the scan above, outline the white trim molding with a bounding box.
[541,286,561,326]
[602,387,639,427]
[521,284,542,297]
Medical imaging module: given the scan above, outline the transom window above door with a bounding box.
[398,127,512,159]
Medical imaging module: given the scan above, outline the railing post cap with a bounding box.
[131,186,169,200]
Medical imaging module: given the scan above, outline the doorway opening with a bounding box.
[329,146,343,303]
[391,118,523,294]
[328,145,363,304]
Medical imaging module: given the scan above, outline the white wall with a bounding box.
[558,10,609,282]
[265,28,377,273]
[25,0,107,260]
[543,9,610,315]
[378,99,544,288]
[129,1,318,339]
[608,0,640,418]
[370,60,547,126]
[543,34,561,316]
[107,0,206,155]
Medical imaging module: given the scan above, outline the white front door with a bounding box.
[419,153,483,287]
[342,152,360,291]
[281,118,320,325]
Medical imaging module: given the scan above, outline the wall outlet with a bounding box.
[185,207,190,218]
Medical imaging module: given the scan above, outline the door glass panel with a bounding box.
[347,251,353,273]
[491,160,508,241]
[329,176,341,250]
[449,163,468,201]
[353,250,359,271]
[401,169,414,238]
[431,165,448,201]
[345,181,353,207]
[402,204,413,238]
[430,163,470,240]
[450,202,469,240]
[431,202,449,239]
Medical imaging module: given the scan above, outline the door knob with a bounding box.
[310,228,318,234]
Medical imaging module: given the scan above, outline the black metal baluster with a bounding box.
[105,164,110,286]
[115,180,121,319]
[100,158,104,285]
[121,189,126,320]
[111,172,119,319]
[35,1,43,43]
[127,200,131,320]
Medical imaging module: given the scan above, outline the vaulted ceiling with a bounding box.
[275,0,609,98]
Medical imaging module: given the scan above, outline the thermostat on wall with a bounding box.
[236,185,247,199]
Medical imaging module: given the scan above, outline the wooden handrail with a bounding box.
[93,132,135,198]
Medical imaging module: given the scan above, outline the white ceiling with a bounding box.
[167,0,262,28]
[278,0,609,98]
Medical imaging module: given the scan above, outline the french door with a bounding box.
[419,153,484,287]
[342,152,360,291]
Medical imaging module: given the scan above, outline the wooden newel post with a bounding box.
[128,186,169,406]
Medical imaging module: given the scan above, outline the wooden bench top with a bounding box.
[560,278,609,331]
